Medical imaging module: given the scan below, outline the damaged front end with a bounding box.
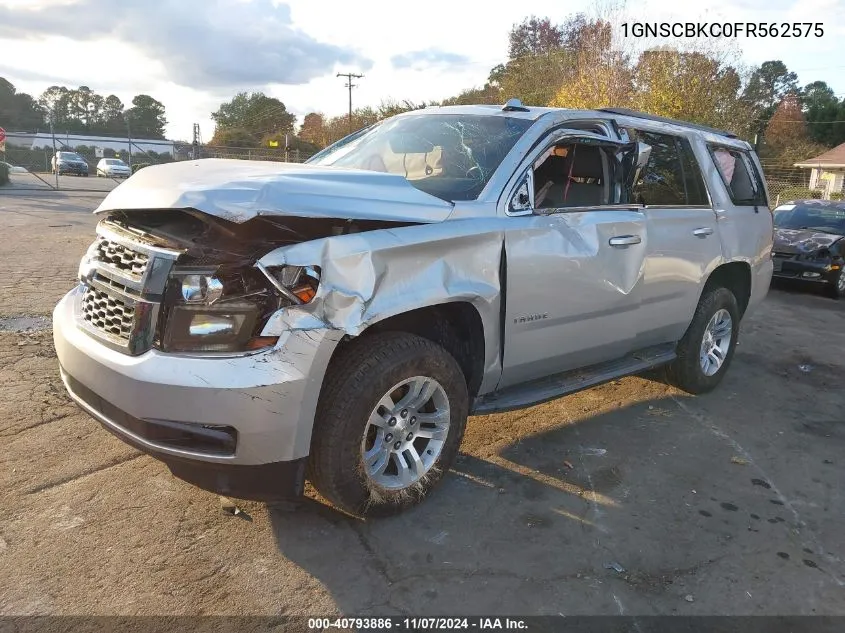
[76,209,412,357]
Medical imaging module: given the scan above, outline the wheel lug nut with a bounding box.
[393,441,402,450]
[401,409,408,418]
[388,417,397,426]
[406,432,414,441]
[410,416,417,425]
[385,433,393,442]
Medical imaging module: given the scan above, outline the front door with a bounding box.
[497,132,649,389]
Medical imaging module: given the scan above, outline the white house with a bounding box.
[795,142,845,199]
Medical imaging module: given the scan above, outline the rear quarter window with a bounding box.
[708,145,768,207]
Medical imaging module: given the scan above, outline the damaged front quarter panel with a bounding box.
[258,220,508,392]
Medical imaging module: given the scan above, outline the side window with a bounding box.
[622,129,685,205]
[708,145,768,207]
[620,129,708,206]
[532,141,611,209]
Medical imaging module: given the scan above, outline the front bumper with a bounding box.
[53,287,342,497]
[772,257,838,284]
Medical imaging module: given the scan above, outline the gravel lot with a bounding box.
[1,191,843,617]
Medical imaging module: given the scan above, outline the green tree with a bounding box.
[742,61,799,125]
[802,81,845,147]
[126,94,167,139]
[102,95,126,136]
[0,78,46,130]
[211,92,295,146]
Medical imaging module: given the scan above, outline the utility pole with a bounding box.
[192,123,201,160]
[336,72,363,134]
[126,118,133,169]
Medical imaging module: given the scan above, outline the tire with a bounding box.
[666,286,740,395]
[309,332,469,517]
[826,269,845,299]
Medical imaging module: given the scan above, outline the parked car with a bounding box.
[53,102,773,516]
[771,199,845,298]
[1,161,29,174]
[96,158,131,178]
[51,151,89,176]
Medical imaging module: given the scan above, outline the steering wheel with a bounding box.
[465,165,483,180]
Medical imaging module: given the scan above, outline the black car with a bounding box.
[771,199,845,298]
[52,151,90,176]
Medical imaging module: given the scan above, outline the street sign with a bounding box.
[95,147,104,158]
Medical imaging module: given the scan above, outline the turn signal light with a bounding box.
[292,284,317,303]
[245,336,279,350]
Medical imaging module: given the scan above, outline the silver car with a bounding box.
[96,158,132,178]
[53,102,774,516]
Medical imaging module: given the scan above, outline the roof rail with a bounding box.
[503,98,530,112]
[598,108,738,139]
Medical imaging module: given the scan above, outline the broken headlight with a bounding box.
[159,264,320,353]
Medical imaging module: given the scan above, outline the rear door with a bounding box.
[619,128,724,347]
[497,131,648,389]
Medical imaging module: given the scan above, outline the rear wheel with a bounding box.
[666,287,740,394]
[309,332,468,517]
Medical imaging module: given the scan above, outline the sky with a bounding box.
[1,0,844,141]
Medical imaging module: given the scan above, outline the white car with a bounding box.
[1,161,28,174]
[96,158,131,178]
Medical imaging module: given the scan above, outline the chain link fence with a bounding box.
[0,130,316,191]
[2,128,838,204]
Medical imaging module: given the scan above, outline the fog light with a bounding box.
[181,275,223,303]
[802,272,821,278]
[188,314,237,337]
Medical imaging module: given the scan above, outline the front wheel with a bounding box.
[666,287,740,394]
[827,269,845,299]
[309,332,469,517]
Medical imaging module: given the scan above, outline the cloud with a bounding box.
[391,48,471,71]
[0,0,372,90]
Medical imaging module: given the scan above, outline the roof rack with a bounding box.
[597,108,738,139]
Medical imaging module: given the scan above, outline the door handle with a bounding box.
[608,235,642,247]
[693,227,714,237]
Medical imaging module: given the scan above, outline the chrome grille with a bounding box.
[81,286,135,340]
[77,221,181,355]
[95,237,149,279]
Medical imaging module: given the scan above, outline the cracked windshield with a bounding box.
[308,114,534,201]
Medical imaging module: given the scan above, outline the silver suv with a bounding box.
[53,102,774,516]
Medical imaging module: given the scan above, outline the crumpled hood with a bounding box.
[773,228,843,254]
[94,158,454,224]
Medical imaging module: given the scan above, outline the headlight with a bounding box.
[159,264,320,353]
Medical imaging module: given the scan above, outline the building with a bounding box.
[8,131,175,156]
[794,142,845,199]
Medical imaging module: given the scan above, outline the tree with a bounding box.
[211,92,295,146]
[0,78,46,131]
[629,49,754,137]
[208,127,258,147]
[299,113,329,149]
[548,18,633,111]
[742,61,799,125]
[126,94,167,139]
[802,81,845,147]
[762,93,826,166]
[102,95,126,136]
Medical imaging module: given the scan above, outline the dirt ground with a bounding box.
[1,191,843,617]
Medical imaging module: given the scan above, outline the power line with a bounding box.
[337,72,364,134]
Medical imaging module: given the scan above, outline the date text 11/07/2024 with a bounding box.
[307,617,529,630]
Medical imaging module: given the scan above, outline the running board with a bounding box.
[472,343,677,414]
